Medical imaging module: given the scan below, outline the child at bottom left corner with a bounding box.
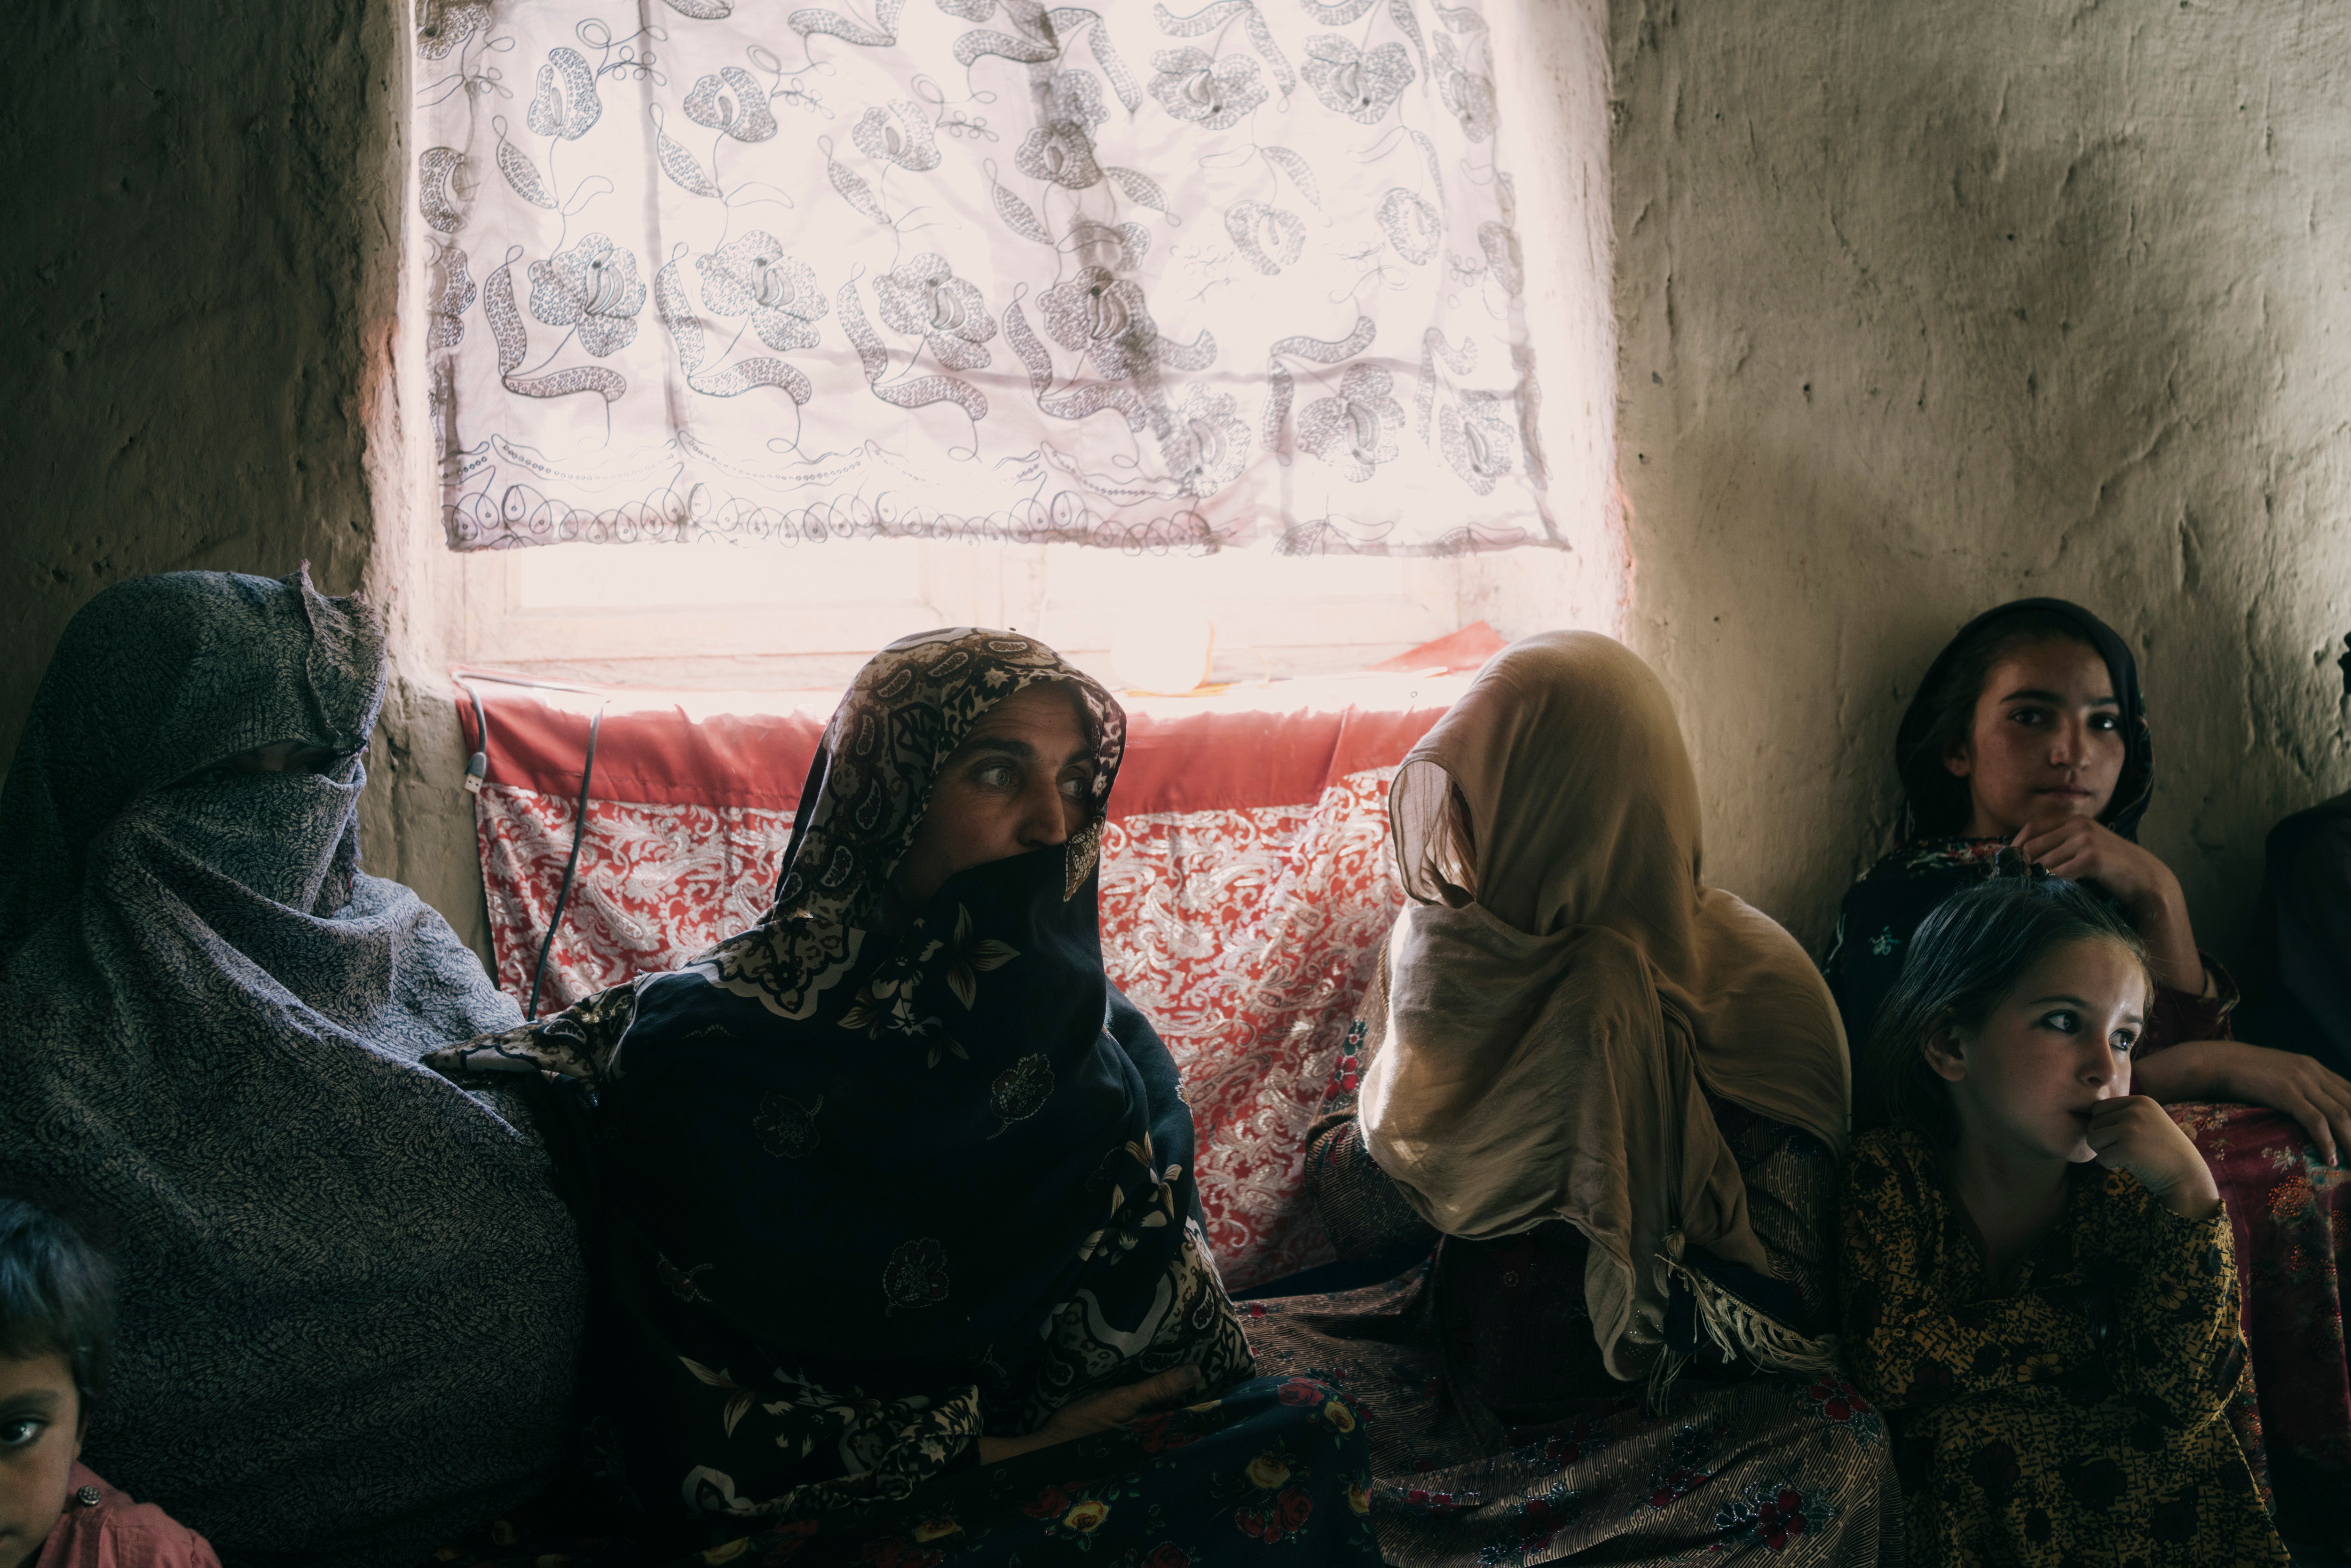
[0,1198,218,1568]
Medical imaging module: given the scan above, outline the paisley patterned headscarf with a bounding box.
[432,629,1251,1521]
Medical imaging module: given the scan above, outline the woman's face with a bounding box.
[1928,936,2145,1165]
[1943,638,2124,837]
[895,682,1096,906]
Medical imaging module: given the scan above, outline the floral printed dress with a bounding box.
[1239,1275,1894,1567]
[1839,1126,2288,1567]
[1828,838,2351,1524]
[432,1375,1379,1568]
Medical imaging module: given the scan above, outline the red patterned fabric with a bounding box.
[457,676,1471,1289]
[2167,1101,2351,1489]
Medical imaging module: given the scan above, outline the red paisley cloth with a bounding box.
[455,657,1493,1291]
[2166,1100,2351,1494]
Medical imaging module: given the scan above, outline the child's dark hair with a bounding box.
[1867,879,2154,1142]
[1898,607,2101,837]
[0,1198,114,1415]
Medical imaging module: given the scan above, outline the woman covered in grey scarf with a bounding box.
[0,568,584,1566]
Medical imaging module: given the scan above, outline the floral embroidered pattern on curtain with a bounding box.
[417,0,1552,554]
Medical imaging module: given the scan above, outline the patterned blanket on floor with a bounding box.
[1238,1271,1897,1566]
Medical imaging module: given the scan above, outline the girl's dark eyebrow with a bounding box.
[0,1388,62,1414]
[1999,687,2119,706]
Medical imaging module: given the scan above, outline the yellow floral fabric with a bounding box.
[1840,1127,2288,1566]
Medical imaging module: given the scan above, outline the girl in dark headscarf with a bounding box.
[1824,597,2351,1540]
[0,569,585,1567]
[431,628,1380,1566]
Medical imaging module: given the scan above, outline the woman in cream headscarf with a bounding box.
[1246,632,1897,1567]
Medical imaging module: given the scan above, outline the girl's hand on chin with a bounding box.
[2010,816,2170,910]
[2085,1095,2222,1220]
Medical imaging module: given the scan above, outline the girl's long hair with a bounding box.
[1867,878,2153,1142]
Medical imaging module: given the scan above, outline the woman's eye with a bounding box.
[974,763,1019,790]
[0,1416,44,1448]
[2110,1031,2138,1055]
[1058,774,1089,800]
[2090,713,2119,731]
[2040,1009,2080,1034]
[2008,706,2048,727]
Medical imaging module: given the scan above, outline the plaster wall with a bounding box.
[1611,0,2351,962]
[0,0,400,742]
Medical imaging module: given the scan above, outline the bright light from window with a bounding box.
[503,538,928,612]
[453,536,1467,686]
[1040,545,1431,608]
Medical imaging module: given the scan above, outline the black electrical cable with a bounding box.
[527,703,601,1020]
[450,670,607,1021]
[458,680,490,795]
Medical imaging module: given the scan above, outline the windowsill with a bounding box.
[440,537,1482,692]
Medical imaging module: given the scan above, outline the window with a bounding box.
[395,0,1621,690]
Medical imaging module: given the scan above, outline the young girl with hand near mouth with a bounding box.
[1841,879,2286,1568]
[1826,599,2351,1159]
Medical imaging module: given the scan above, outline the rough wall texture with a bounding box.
[0,0,402,750]
[1611,0,2351,962]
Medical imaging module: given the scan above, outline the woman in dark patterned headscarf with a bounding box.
[433,628,1380,1565]
[0,568,585,1568]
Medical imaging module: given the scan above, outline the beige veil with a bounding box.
[1357,631,1849,1381]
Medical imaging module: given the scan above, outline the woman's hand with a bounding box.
[2136,1040,2351,1167]
[2086,1095,2222,1220]
[2010,815,2202,989]
[975,1364,1203,1465]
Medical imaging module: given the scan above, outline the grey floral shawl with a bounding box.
[0,569,584,1567]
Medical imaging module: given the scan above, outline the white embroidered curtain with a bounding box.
[417,0,1554,553]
